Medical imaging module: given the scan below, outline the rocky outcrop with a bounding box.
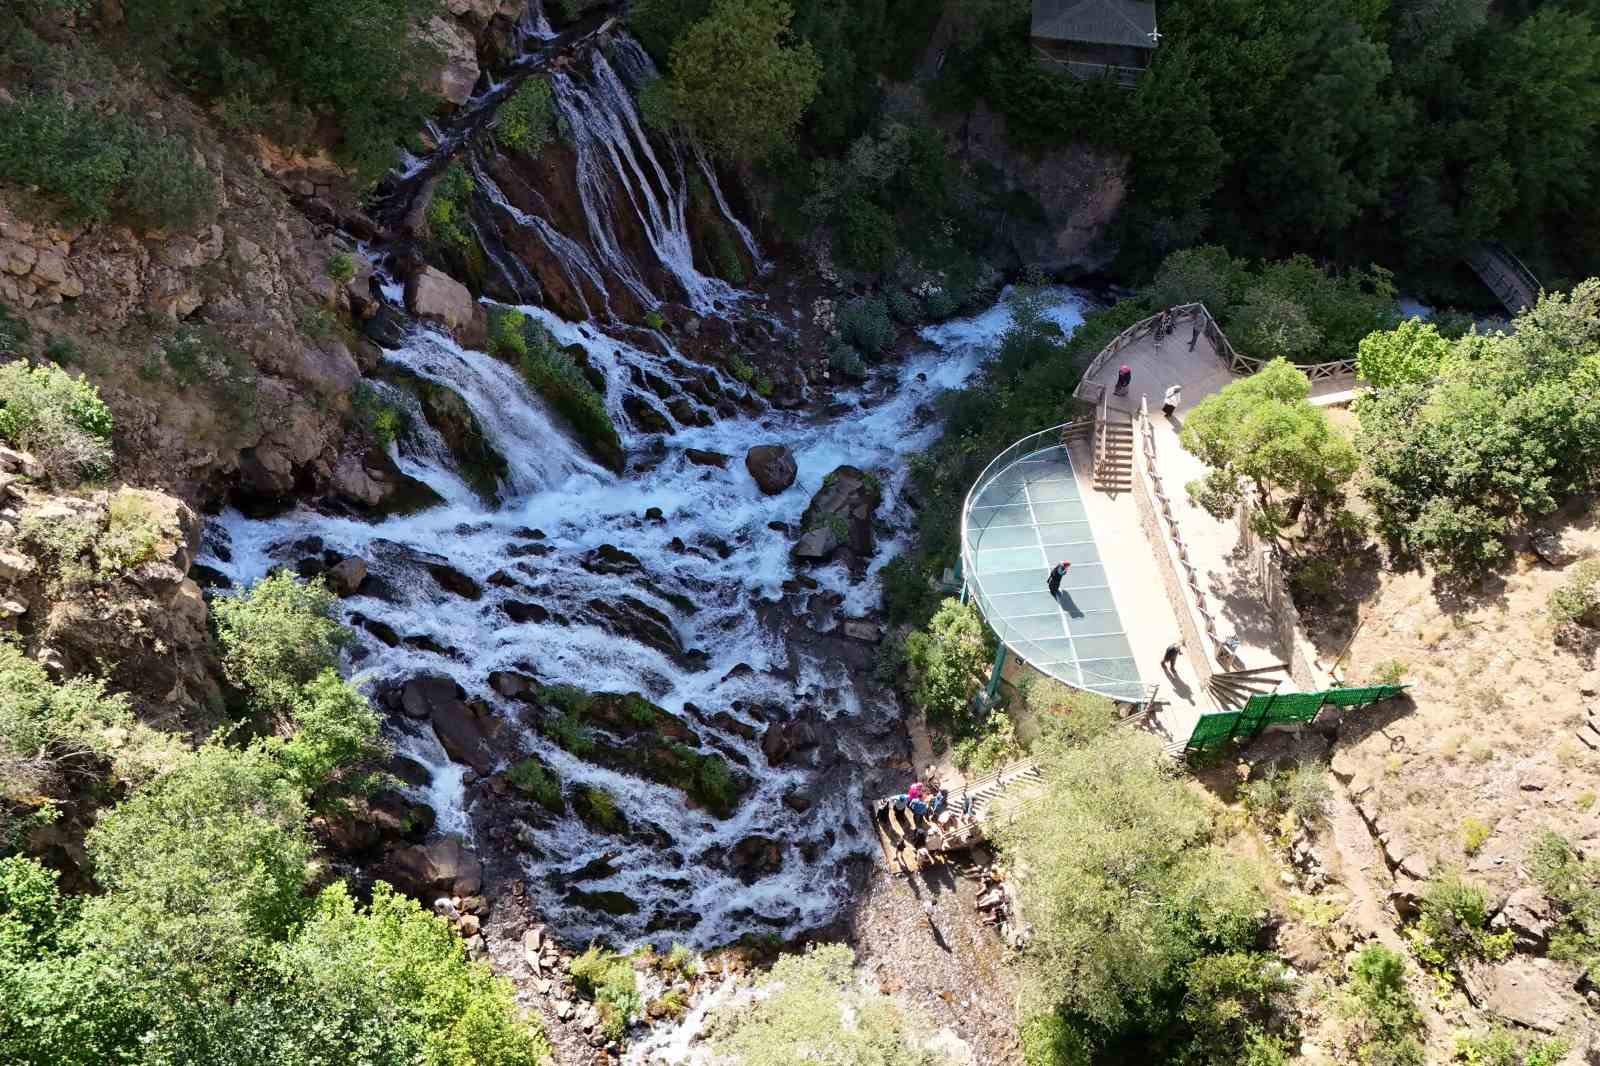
[406,265,488,347]
[793,465,882,564]
[386,834,483,897]
[417,15,481,106]
[745,444,797,495]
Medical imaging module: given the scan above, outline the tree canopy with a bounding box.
[1179,358,1359,539]
[659,0,823,161]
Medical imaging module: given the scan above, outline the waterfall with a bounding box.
[550,43,741,315]
[202,289,1096,947]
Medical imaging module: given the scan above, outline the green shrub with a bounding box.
[155,326,259,416]
[827,342,865,379]
[1371,658,1409,685]
[273,669,385,793]
[569,945,639,1040]
[0,640,135,838]
[426,161,475,254]
[506,758,563,812]
[727,354,755,383]
[664,941,698,977]
[212,571,352,716]
[951,709,1022,775]
[1410,874,1513,972]
[349,381,403,446]
[885,288,923,325]
[1340,944,1423,1066]
[1549,559,1600,628]
[904,597,993,734]
[545,712,594,755]
[94,488,164,577]
[0,94,214,230]
[487,306,528,359]
[85,743,312,964]
[42,336,77,366]
[1023,677,1116,748]
[1455,1025,1570,1066]
[0,361,113,482]
[0,304,31,356]
[1530,831,1600,981]
[837,295,894,355]
[498,78,554,155]
[17,509,98,587]
[516,318,621,470]
[125,0,440,182]
[1020,1013,1092,1066]
[325,252,355,284]
[578,784,619,829]
[1460,817,1492,856]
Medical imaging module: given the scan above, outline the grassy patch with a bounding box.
[569,945,640,1042]
[500,314,621,471]
[497,78,554,155]
[506,758,563,813]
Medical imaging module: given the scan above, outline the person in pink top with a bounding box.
[907,781,927,801]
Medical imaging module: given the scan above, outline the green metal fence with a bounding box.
[1185,684,1408,751]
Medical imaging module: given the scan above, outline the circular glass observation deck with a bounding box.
[961,425,1146,703]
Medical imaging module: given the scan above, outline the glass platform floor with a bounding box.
[961,437,1146,703]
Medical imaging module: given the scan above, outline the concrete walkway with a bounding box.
[1076,324,1354,737]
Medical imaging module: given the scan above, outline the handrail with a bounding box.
[1074,304,1358,399]
[1093,384,1108,478]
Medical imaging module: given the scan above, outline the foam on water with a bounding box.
[203,283,1091,947]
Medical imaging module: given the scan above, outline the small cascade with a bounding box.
[382,327,608,497]
[469,151,610,317]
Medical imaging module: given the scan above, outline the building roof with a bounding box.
[1031,0,1158,50]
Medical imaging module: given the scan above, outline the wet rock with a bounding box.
[189,563,232,591]
[400,674,465,720]
[502,600,551,624]
[325,556,367,597]
[761,722,791,765]
[406,265,486,346]
[783,791,814,814]
[794,465,882,563]
[387,835,482,897]
[645,909,699,933]
[840,619,882,643]
[684,448,730,468]
[427,563,482,600]
[585,596,681,660]
[564,887,640,915]
[644,506,665,523]
[354,614,401,647]
[490,670,539,700]
[712,711,758,741]
[745,444,797,495]
[728,835,784,882]
[386,753,433,788]
[409,375,508,502]
[623,392,671,433]
[582,544,642,575]
[431,697,504,775]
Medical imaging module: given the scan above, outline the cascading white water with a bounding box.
[550,43,741,315]
[202,287,1094,948]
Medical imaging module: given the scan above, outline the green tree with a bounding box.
[707,943,952,1065]
[663,0,823,161]
[1179,358,1358,538]
[991,731,1266,1028]
[273,668,386,793]
[903,597,994,733]
[0,360,114,482]
[629,0,711,62]
[1357,318,1453,387]
[1358,281,1600,574]
[212,571,352,715]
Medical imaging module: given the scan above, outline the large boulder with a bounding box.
[430,697,504,775]
[745,444,797,495]
[398,674,463,720]
[405,265,486,347]
[418,15,479,105]
[793,465,882,563]
[387,834,482,896]
[1462,957,1583,1034]
[1490,886,1558,951]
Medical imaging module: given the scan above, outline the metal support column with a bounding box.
[980,642,1007,712]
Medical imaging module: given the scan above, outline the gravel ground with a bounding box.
[849,853,1025,1065]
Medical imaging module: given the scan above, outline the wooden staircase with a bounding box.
[1094,417,1134,493]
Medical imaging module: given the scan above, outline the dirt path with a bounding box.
[1324,785,1404,952]
[850,860,1023,1065]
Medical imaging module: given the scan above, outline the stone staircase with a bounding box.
[1094,417,1134,493]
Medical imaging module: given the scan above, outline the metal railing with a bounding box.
[1093,384,1108,480]
[1031,47,1147,87]
[1073,304,1359,401]
[958,423,1148,704]
[1135,396,1230,666]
